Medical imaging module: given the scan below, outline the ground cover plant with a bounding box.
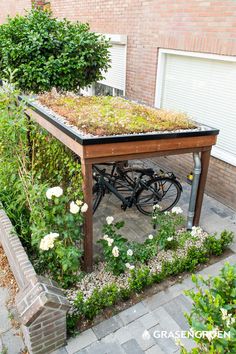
[37,93,196,136]
[0,79,85,287]
[0,9,110,93]
[180,263,236,353]
[66,207,233,333]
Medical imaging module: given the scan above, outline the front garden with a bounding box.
[0,8,235,354]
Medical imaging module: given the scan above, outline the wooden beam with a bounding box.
[86,146,211,164]
[193,149,211,226]
[84,135,217,159]
[81,159,93,272]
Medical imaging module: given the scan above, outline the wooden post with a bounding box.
[193,149,211,226]
[81,159,93,272]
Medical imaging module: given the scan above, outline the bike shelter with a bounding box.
[26,101,219,272]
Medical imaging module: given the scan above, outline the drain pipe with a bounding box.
[187,152,201,230]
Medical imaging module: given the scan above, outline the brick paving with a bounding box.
[0,288,25,353]
[60,252,236,354]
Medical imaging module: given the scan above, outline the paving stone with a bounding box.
[1,329,25,354]
[112,327,133,345]
[143,291,171,311]
[86,340,125,354]
[92,316,122,340]
[198,254,236,278]
[145,344,165,354]
[126,319,155,351]
[74,350,88,354]
[139,313,159,330]
[0,288,9,306]
[230,242,236,253]
[118,302,148,326]
[0,307,12,334]
[152,307,195,352]
[52,347,69,354]
[149,325,178,354]
[121,338,144,354]
[66,329,97,354]
[163,294,192,330]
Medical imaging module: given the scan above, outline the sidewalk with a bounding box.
[0,287,25,353]
[60,252,236,354]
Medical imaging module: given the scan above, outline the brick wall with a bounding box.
[50,0,236,106]
[151,154,236,211]
[0,0,31,23]
[0,208,69,353]
[49,0,236,210]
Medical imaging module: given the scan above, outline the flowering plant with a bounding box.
[97,217,135,275]
[31,185,88,287]
[152,205,184,250]
[99,208,186,275]
[180,263,236,353]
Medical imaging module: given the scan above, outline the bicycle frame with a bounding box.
[93,165,150,208]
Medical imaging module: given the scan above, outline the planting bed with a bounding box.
[37,93,196,136]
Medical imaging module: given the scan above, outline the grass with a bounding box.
[38,94,196,136]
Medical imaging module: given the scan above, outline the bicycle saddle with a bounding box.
[134,168,154,176]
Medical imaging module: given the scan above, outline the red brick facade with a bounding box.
[50,0,236,106]
[0,0,31,23]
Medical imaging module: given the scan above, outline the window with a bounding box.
[94,83,124,97]
[155,49,236,166]
[81,34,127,97]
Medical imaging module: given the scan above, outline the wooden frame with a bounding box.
[26,102,219,272]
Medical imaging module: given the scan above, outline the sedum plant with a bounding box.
[0,9,110,93]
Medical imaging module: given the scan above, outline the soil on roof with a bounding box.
[37,93,196,136]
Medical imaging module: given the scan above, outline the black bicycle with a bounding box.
[92,162,182,216]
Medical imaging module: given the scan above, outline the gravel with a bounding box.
[66,228,209,314]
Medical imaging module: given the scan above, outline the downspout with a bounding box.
[187,152,201,230]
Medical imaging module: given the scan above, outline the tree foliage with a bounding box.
[0,9,110,93]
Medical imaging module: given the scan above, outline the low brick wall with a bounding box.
[0,208,70,354]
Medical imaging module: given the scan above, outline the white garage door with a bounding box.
[155,50,236,165]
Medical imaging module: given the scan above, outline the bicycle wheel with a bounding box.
[136,177,182,215]
[93,183,103,213]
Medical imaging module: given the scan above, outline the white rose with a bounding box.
[46,186,63,199]
[103,234,109,241]
[153,204,161,210]
[171,206,183,214]
[70,201,80,214]
[76,200,83,206]
[127,249,133,256]
[125,263,131,269]
[39,232,59,251]
[106,216,114,225]
[129,265,135,270]
[81,203,88,213]
[167,237,173,242]
[148,234,153,240]
[112,246,119,257]
[107,238,114,247]
[191,226,202,237]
